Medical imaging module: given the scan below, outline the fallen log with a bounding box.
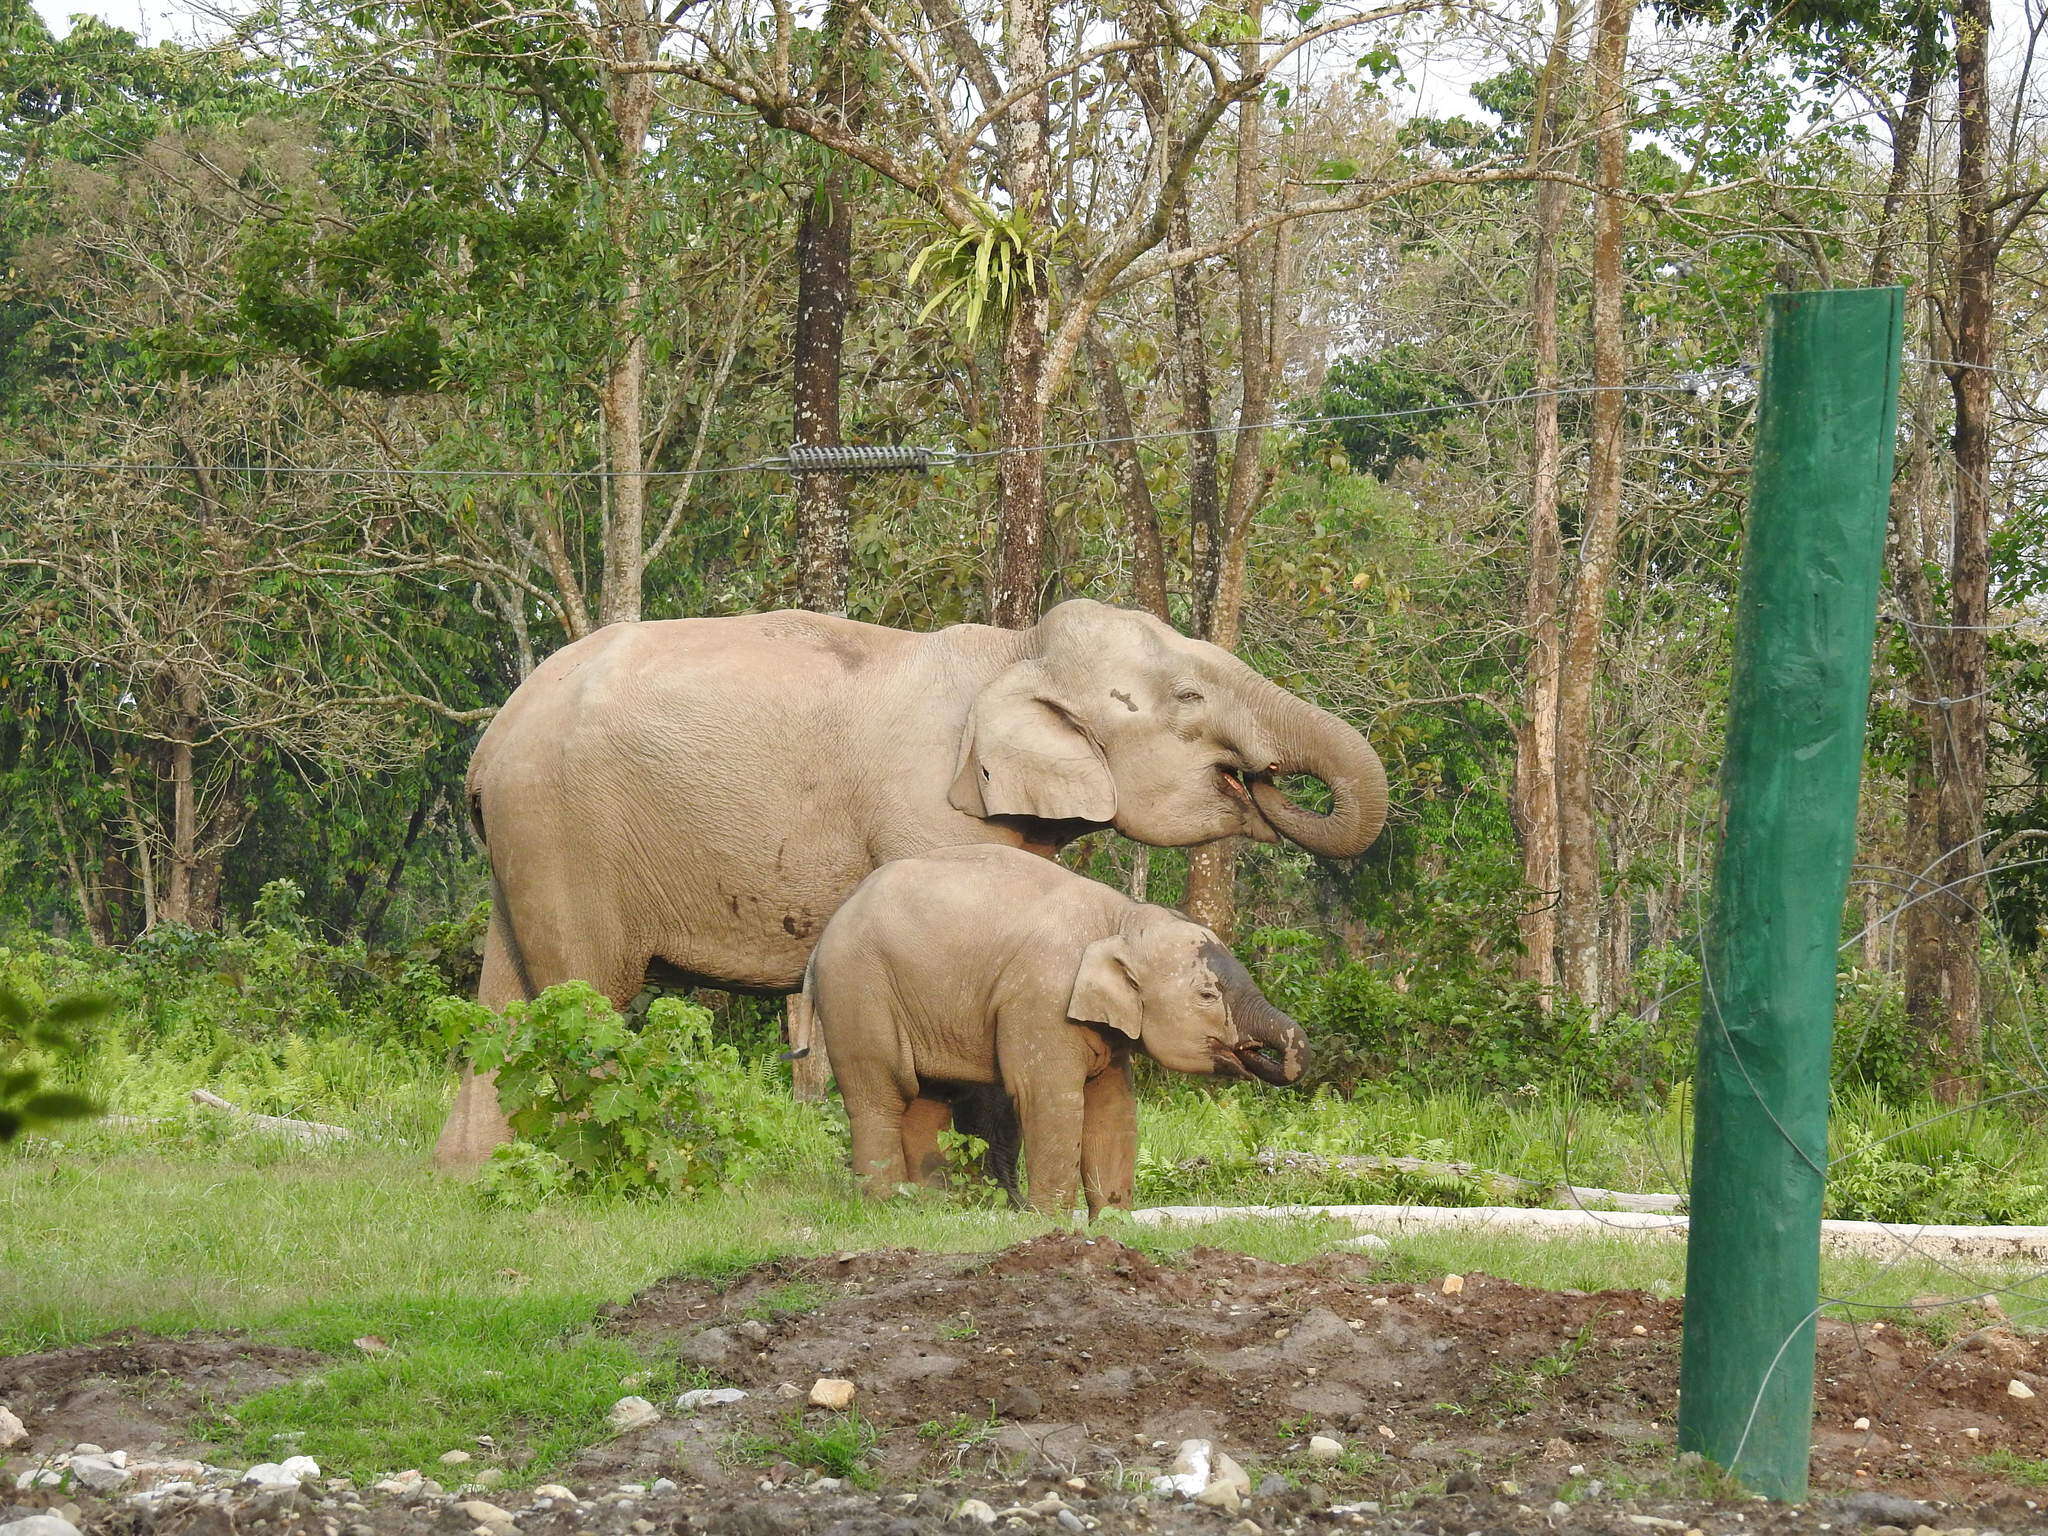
[188,1088,352,1144]
[1130,1202,2048,1264]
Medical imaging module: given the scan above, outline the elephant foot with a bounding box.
[431,1066,514,1171]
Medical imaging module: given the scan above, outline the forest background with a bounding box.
[5,0,2048,1215]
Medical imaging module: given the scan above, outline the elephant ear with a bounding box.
[949,662,1117,823]
[1068,936,1143,1039]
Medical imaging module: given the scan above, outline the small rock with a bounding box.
[1854,1417,1872,1430]
[1441,1274,1465,1295]
[1631,1324,1648,1336]
[73,1444,104,1456]
[954,1498,998,1525]
[70,1456,134,1493]
[1256,1475,1290,1498]
[1152,1439,1212,1498]
[650,1479,677,1494]
[736,1320,770,1344]
[607,1396,661,1431]
[678,1389,749,1410]
[0,1518,84,1536]
[776,1382,803,1399]
[1830,1493,1943,1528]
[0,1407,25,1450]
[453,1499,515,1535]
[1496,1480,1520,1497]
[1231,1522,1262,1535]
[278,1455,321,1483]
[1194,1482,1241,1513]
[1306,1436,1344,1462]
[997,1385,1043,1420]
[808,1379,855,1410]
[475,1469,507,1489]
[812,1478,843,1492]
[440,1451,474,1466]
[2009,1380,2036,1400]
[1058,1512,1086,1534]
[1551,1503,1572,1518]
[1213,1454,1251,1496]
[243,1463,288,1485]
[531,1485,575,1501]
[353,1336,391,1355]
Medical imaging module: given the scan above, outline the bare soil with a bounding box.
[0,1332,321,1462]
[7,1234,2048,1536]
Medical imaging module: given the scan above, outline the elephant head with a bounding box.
[1068,911,1308,1084]
[949,600,1387,857]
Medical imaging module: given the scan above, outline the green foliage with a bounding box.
[441,982,773,1204]
[0,980,105,1142]
[905,207,1053,337]
[1293,347,1476,478]
[1826,1104,2048,1226]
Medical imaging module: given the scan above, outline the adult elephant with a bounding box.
[433,598,1387,1168]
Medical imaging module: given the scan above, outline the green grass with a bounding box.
[736,1410,881,1485]
[1975,1450,2048,1488]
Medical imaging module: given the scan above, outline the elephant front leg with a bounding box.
[1080,1059,1137,1220]
[1010,1081,1087,1217]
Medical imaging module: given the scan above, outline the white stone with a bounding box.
[808,1379,855,1410]
[1194,1481,1241,1513]
[607,1396,661,1430]
[454,1499,514,1528]
[242,1463,288,1485]
[1151,1439,1212,1497]
[677,1389,749,1410]
[2010,1380,2036,1400]
[1213,1454,1251,1496]
[69,1455,134,1492]
[1306,1436,1345,1462]
[277,1455,321,1483]
[440,1450,474,1465]
[0,1407,24,1449]
[649,1478,677,1494]
[0,1517,85,1536]
[531,1485,576,1501]
[954,1498,998,1524]
[72,1444,104,1456]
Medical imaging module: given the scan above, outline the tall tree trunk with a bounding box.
[792,1,865,616]
[1933,0,1995,1102]
[597,0,657,628]
[1514,0,1576,1003]
[989,0,1053,630]
[1183,19,1279,938]
[159,670,205,929]
[1086,329,1170,621]
[1555,0,1631,1010]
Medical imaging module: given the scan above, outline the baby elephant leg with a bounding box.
[1081,1059,1138,1220]
[900,1094,954,1186]
[841,1067,915,1199]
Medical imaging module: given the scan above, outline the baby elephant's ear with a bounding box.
[1068,936,1142,1039]
[949,661,1117,823]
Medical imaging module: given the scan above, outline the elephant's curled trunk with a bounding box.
[1206,944,1309,1085]
[1242,676,1388,859]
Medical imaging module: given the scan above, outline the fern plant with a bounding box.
[905,205,1056,336]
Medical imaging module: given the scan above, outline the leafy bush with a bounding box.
[0,983,105,1142]
[1826,1114,2048,1225]
[438,981,792,1204]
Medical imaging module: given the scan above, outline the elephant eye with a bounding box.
[1174,686,1206,705]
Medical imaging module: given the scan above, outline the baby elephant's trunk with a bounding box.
[1203,943,1309,1085]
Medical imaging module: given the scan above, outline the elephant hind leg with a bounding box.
[431,907,646,1172]
[900,1094,953,1186]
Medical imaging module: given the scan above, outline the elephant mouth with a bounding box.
[1216,765,1254,803]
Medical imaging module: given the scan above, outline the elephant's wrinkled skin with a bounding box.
[435,599,1385,1168]
[808,845,1310,1217]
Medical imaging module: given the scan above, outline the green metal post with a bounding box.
[1676,287,1904,1501]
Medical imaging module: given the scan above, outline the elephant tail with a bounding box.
[784,954,819,1062]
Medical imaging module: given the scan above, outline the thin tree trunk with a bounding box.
[792,1,864,616]
[1868,28,1936,288]
[1086,329,1170,621]
[160,671,204,928]
[1896,326,1946,1066]
[1933,0,1995,1102]
[1183,20,1278,939]
[1169,200,1223,634]
[989,0,1052,630]
[1555,0,1631,1010]
[598,1,657,628]
[1514,0,1576,1003]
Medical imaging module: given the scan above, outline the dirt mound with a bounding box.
[0,1330,321,1460]
[597,1232,2048,1501]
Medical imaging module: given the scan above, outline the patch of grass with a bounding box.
[741,1282,833,1322]
[736,1410,880,1486]
[915,1406,1000,1450]
[1976,1450,2048,1488]
[937,1311,979,1340]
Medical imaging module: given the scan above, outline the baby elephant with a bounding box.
[805,844,1309,1217]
